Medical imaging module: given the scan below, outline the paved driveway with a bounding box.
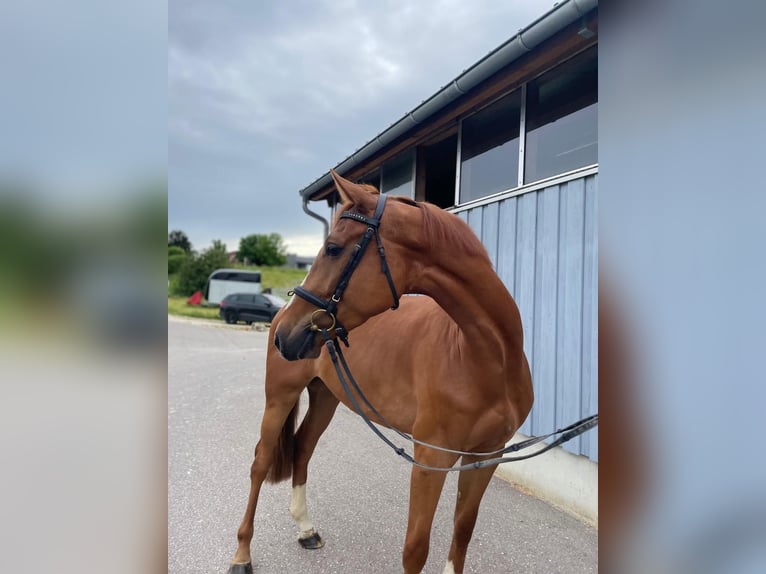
[168,317,597,573]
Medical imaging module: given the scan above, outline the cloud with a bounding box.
[169,0,550,250]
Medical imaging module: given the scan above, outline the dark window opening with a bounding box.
[233,273,260,283]
[420,134,457,209]
[211,271,261,283]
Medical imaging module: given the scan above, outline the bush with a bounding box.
[168,246,187,274]
[176,240,229,296]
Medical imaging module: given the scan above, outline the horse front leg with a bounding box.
[289,378,339,549]
[227,393,301,574]
[443,458,497,574]
[402,445,459,574]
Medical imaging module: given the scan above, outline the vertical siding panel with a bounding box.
[580,176,597,458]
[482,202,499,270]
[448,173,597,461]
[467,206,483,241]
[497,199,517,297]
[532,185,559,438]
[516,192,537,436]
[587,177,599,460]
[555,188,567,447]
[556,179,586,454]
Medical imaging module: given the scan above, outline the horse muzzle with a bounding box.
[274,324,321,361]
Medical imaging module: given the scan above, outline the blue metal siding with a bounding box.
[466,207,483,243]
[452,173,598,460]
[482,202,500,269]
[581,175,598,459]
[515,193,537,436]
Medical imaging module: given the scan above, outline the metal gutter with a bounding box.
[298,0,597,201]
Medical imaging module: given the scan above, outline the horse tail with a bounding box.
[266,401,299,483]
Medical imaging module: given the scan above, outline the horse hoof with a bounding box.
[226,563,253,574]
[298,531,325,549]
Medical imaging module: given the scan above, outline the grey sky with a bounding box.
[169,0,550,256]
[1,1,166,195]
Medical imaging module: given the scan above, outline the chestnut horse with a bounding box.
[227,171,534,574]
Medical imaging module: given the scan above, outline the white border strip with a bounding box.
[449,164,598,214]
[453,122,463,207]
[517,84,527,188]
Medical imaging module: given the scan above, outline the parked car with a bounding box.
[219,292,285,325]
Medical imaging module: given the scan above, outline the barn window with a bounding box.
[358,169,381,191]
[458,89,521,204]
[421,133,457,209]
[524,46,597,183]
[381,150,415,198]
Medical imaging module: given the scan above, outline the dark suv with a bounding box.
[219,293,285,325]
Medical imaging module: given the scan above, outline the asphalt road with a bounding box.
[168,317,597,573]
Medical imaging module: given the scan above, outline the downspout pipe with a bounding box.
[302,197,329,239]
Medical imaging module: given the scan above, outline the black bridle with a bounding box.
[289,193,399,344]
[287,192,598,472]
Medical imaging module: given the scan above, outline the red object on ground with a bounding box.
[187,290,203,306]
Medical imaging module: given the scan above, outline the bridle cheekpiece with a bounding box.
[288,193,399,345]
[285,192,599,472]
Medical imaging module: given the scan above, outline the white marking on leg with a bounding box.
[442,560,456,574]
[289,483,316,537]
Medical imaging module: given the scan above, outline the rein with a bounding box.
[288,193,598,472]
[321,328,597,472]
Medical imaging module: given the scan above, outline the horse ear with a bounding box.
[330,169,374,206]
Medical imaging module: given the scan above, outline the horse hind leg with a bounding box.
[402,445,459,574]
[290,378,339,549]
[443,458,497,574]
[227,393,302,574]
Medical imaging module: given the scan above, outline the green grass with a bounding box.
[167,265,308,319]
[167,296,222,320]
[255,266,309,298]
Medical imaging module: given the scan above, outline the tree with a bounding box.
[177,240,229,296]
[168,245,187,274]
[168,229,192,253]
[237,233,287,266]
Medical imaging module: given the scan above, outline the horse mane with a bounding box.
[389,196,491,262]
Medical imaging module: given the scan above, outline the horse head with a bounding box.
[274,170,420,360]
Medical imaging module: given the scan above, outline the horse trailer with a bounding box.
[205,269,262,305]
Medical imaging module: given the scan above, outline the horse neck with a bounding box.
[412,248,524,364]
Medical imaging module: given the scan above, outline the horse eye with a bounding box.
[325,244,344,258]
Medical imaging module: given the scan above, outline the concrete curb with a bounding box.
[494,433,598,527]
[167,314,271,332]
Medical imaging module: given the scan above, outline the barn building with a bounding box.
[297,0,598,523]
